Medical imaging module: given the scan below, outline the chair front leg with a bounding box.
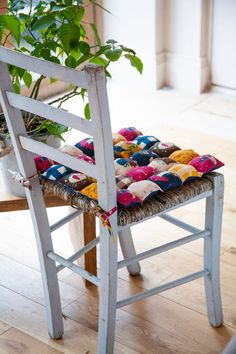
[26,181,64,339]
[98,219,118,354]
[204,173,224,327]
[118,227,141,276]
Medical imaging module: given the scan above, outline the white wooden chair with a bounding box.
[0,46,224,354]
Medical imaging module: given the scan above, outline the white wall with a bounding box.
[102,0,156,89]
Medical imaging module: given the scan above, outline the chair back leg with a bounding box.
[204,173,224,327]
[118,228,141,276]
[97,215,118,354]
[26,179,64,338]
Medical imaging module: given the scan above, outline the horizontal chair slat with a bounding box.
[0,46,88,88]
[19,136,97,179]
[6,92,92,136]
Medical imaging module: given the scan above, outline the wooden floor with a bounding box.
[0,90,236,353]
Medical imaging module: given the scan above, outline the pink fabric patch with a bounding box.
[126,166,155,181]
[118,127,142,141]
[34,155,53,173]
[76,154,95,164]
[116,189,141,207]
[189,154,224,173]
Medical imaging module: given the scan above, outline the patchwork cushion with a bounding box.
[189,154,224,173]
[168,164,202,182]
[34,155,53,173]
[133,135,160,150]
[114,158,137,176]
[148,171,182,191]
[59,144,83,157]
[131,150,159,166]
[76,154,95,164]
[116,175,134,189]
[75,138,94,157]
[148,157,176,171]
[59,173,94,190]
[128,180,162,201]
[42,164,74,180]
[117,188,141,207]
[112,133,126,145]
[118,127,142,141]
[149,142,180,157]
[80,182,98,200]
[126,166,156,181]
[169,149,199,164]
[114,141,141,158]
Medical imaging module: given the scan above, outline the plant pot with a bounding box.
[0,134,61,197]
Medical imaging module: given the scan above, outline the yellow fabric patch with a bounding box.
[169,149,199,164]
[168,164,202,182]
[80,183,98,200]
[112,133,126,145]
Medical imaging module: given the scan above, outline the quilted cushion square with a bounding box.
[148,157,177,171]
[131,150,159,166]
[42,164,74,180]
[117,188,141,207]
[133,135,160,150]
[59,144,83,157]
[116,175,134,189]
[114,141,141,158]
[168,164,202,182]
[148,171,182,191]
[114,158,137,176]
[128,180,162,201]
[149,142,180,157]
[59,173,94,190]
[80,182,98,200]
[126,166,156,181]
[189,154,224,173]
[75,138,94,157]
[118,127,142,141]
[34,155,53,174]
[112,133,126,145]
[169,149,199,164]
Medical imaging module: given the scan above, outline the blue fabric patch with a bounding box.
[133,135,160,150]
[148,172,182,191]
[75,138,94,157]
[131,150,159,166]
[42,164,74,180]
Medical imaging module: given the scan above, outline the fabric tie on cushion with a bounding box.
[149,142,180,157]
[75,138,94,157]
[118,127,142,141]
[128,180,162,201]
[114,141,141,158]
[168,164,202,182]
[114,158,137,176]
[133,135,160,150]
[189,154,224,173]
[169,149,199,164]
[126,166,155,181]
[131,150,159,166]
[148,171,182,191]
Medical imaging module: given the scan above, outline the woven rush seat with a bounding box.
[40,175,213,226]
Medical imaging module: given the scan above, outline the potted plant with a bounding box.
[0,0,142,196]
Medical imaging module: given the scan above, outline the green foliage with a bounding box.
[0,0,143,140]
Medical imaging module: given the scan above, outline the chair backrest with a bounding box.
[0,46,116,211]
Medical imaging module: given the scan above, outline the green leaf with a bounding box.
[78,41,90,55]
[23,35,35,46]
[31,15,55,31]
[59,23,80,54]
[65,55,77,68]
[77,53,93,66]
[90,23,101,46]
[40,48,51,60]
[106,39,117,45]
[13,82,21,94]
[23,72,32,88]
[84,103,91,120]
[89,56,108,67]
[0,15,21,45]
[16,67,25,78]
[125,54,143,74]
[120,46,136,55]
[105,48,122,62]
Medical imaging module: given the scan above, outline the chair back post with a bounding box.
[85,64,116,212]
